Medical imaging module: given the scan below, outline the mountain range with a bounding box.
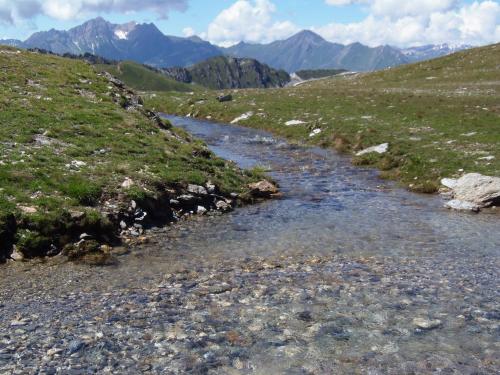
[1,18,472,73]
[2,17,221,67]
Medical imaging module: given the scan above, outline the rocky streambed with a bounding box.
[0,116,499,374]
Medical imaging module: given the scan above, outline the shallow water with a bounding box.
[165,115,500,260]
[0,115,498,374]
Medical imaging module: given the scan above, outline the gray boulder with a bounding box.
[442,173,500,211]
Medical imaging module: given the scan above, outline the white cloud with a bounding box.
[202,0,298,47]
[182,26,195,37]
[0,0,188,23]
[317,0,500,47]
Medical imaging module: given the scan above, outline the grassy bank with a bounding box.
[95,61,196,92]
[0,46,263,260]
[146,43,500,193]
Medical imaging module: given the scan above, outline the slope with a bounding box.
[148,43,500,193]
[0,46,263,261]
[95,61,196,92]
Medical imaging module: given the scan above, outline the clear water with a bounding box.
[0,115,498,374]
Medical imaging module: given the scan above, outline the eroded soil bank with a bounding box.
[0,116,498,374]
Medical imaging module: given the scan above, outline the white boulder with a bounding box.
[442,173,500,211]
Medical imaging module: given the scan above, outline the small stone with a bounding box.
[120,220,127,229]
[206,181,216,194]
[309,128,322,137]
[216,200,231,211]
[412,318,442,330]
[197,206,208,215]
[285,120,306,126]
[217,94,232,102]
[67,339,85,354]
[121,178,135,189]
[10,247,24,261]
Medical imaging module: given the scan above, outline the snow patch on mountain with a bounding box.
[114,30,129,40]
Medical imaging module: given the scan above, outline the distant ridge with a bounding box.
[9,17,222,68]
[1,20,474,72]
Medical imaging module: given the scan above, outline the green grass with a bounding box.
[95,61,196,92]
[0,46,260,257]
[146,43,500,192]
[295,69,347,80]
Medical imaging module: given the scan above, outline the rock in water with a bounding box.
[444,200,480,213]
[412,318,442,330]
[442,173,500,210]
[248,180,279,198]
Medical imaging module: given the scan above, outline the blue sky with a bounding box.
[1,0,499,47]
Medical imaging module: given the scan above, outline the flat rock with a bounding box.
[412,318,442,330]
[441,173,500,208]
[231,112,253,124]
[356,143,389,156]
[285,120,306,126]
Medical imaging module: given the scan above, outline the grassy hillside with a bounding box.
[96,61,196,92]
[295,69,347,80]
[147,43,500,193]
[0,46,261,260]
[163,56,291,90]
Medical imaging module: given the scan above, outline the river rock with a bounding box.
[412,318,442,330]
[441,173,500,210]
[444,200,480,212]
[356,143,389,156]
[248,180,279,198]
[216,200,231,212]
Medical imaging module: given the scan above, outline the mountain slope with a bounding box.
[95,61,196,92]
[22,17,222,68]
[0,39,24,47]
[224,30,408,72]
[0,45,261,260]
[162,56,290,89]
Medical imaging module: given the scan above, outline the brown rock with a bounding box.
[248,180,279,198]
